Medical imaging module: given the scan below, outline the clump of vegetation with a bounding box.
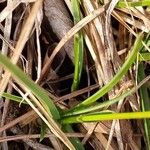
[0,0,150,149]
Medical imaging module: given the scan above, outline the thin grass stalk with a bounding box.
[61,111,150,124]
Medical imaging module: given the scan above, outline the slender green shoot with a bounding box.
[71,0,84,91]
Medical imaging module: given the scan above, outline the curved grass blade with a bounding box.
[62,89,133,116]
[63,75,150,116]
[0,53,75,150]
[71,0,84,91]
[65,33,143,115]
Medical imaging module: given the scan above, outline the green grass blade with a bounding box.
[71,0,84,91]
[65,33,143,115]
[71,32,84,91]
[1,92,27,104]
[0,53,60,119]
[138,63,150,150]
[117,0,150,8]
[63,89,134,116]
[61,111,150,124]
[71,0,81,23]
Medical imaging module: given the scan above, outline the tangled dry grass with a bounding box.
[0,0,150,149]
